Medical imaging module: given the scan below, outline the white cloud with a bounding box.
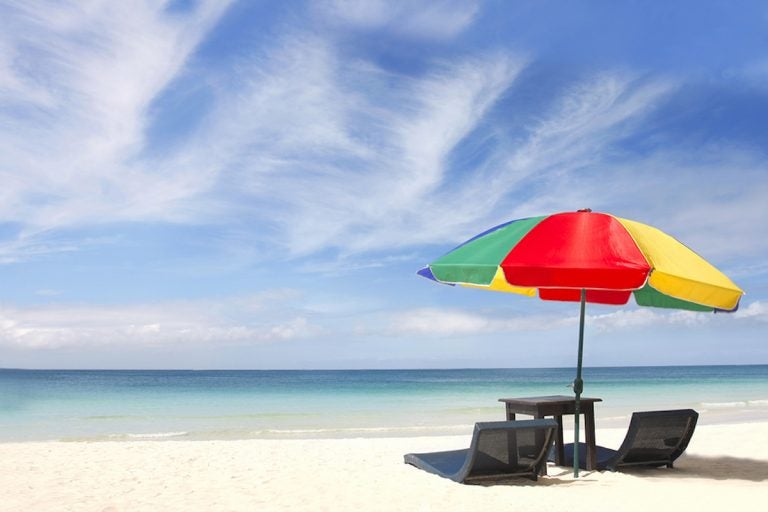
[332,72,676,254]
[390,307,572,336]
[1,2,766,276]
[0,2,523,262]
[190,42,527,256]
[1,293,762,353]
[393,308,493,335]
[588,308,708,332]
[516,74,674,173]
[0,292,320,350]
[34,289,62,297]
[0,0,231,241]
[317,0,479,39]
[733,301,768,321]
[589,300,768,332]
[529,147,768,265]
[476,74,672,209]
[388,300,765,338]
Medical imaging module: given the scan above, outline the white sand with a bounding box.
[2,422,767,512]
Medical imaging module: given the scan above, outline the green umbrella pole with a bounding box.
[572,288,587,478]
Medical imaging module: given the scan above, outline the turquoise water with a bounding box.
[1,366,767,442]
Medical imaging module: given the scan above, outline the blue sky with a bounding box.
[1,0,766,369]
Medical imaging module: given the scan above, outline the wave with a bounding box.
[596,414,633,422]
[57,424,475,443]
[697,398,768,410]
[253,424,473,436]
[60,431,191,442]
[700,401,748,408]
[119,431,189,439]
[84,415,145,420]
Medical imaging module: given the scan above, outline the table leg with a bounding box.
[505,404,516,421]
[584,403,597,470]
[554,414,565,466]
[534,413,548,476]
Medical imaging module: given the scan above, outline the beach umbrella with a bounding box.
[418,209,744,477]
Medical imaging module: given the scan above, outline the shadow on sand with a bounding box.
[450,455,768,486]
[541,455,768,484]
[664,455,768,482]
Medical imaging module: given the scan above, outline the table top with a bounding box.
[498,395,603,406]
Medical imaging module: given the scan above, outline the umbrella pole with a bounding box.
[572,288,586,478]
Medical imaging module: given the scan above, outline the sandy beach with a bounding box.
[2,421,766,512]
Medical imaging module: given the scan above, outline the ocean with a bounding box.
[2,365,767,442]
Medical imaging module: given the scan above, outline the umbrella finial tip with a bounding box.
[577,208,592,213]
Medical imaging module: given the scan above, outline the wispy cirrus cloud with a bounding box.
[0,7,522,260]
[300,70,675,255]
[0,0,231,246]
[187,57,679,260]
[188,39,527,256]
[315,0,480,39]
[2,0,766,274]
[414,72,677,237]
[521,147,768,266]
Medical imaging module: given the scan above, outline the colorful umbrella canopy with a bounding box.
[418,209,744,477]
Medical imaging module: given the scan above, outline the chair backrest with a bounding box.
[463,419,557,481]
[608,409,698,470]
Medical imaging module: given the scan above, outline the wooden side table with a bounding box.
[498,395,603,472]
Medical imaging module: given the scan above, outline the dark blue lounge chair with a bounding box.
[404,419,557,483]
[554,409,699,471]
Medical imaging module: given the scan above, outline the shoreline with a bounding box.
[3,421,767,511]
[3,407,767,444]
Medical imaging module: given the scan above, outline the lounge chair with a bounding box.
[554,409,699,471]
[404,419,557,483]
